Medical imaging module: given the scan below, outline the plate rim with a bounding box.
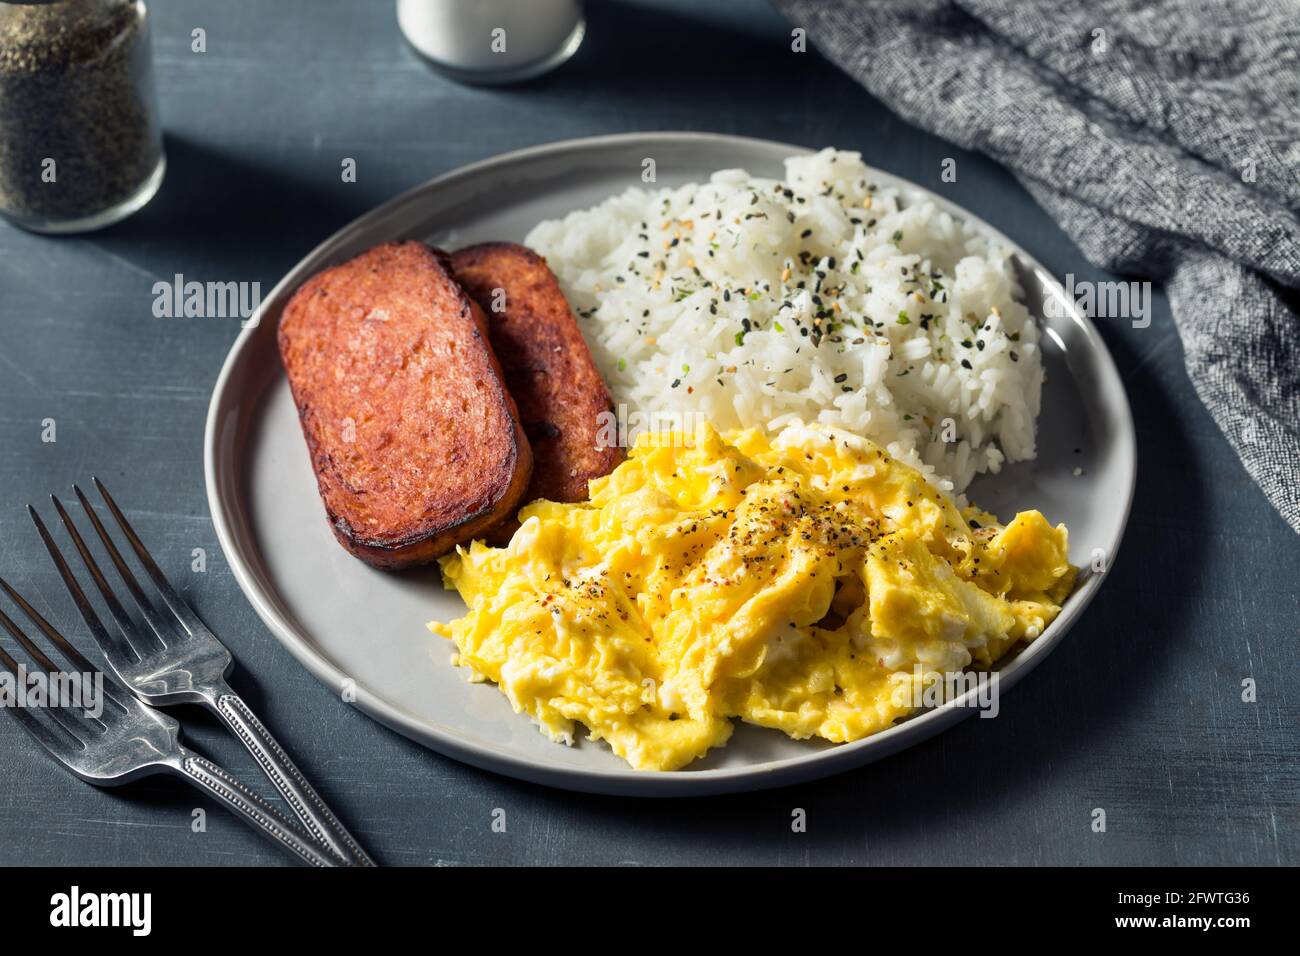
[203,131,1137,796]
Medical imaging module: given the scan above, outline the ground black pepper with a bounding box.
[0,0,162,232]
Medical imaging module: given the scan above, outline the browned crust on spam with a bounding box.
[450,242,623,508]
[277,241,532,569]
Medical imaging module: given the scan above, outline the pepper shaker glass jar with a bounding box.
[0,0,164,233]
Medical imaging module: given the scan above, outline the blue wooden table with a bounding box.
[1,0,1295,866]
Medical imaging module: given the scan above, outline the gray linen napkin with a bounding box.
[774,0,1300,533]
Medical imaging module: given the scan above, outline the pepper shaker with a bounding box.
[0,0,164,233]
[397,0,585,85]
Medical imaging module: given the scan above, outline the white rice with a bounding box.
[525,148,1043,494]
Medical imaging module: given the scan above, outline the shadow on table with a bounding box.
[87,134,382,285]
[470,0,867,131]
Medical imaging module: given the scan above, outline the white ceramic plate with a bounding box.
[204,133,1135,796]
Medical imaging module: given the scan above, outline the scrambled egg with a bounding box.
[430,423,1075,771]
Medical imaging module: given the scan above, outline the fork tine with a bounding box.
[66,487,177,649]
[0,641,83,756]
[0,604,99,743]
[0,601,66,676]
[29,504,147,662]
[0,574,129,713]
[91,478,205,637]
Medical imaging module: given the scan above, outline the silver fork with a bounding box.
[0,586,339,867]
[26,478,374,867]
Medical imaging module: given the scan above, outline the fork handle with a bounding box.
[169,751,340,868]
[208,689,375,867]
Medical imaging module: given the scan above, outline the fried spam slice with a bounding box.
[278,241,532,569]
[450,242,622,505]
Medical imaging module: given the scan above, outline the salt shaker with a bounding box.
[0,0,164,233]
[397,0,585,85]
